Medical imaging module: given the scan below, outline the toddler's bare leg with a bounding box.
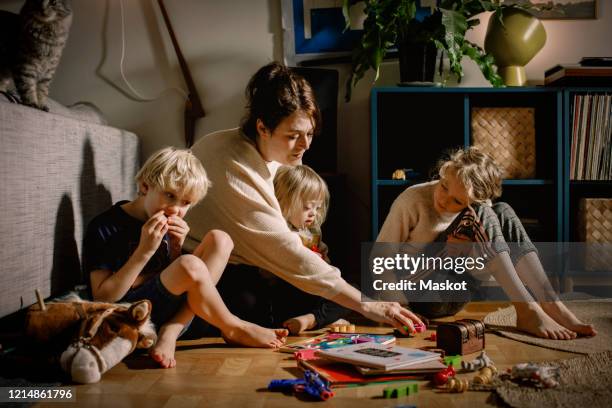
[161,255,288,348]
[150,304,194,368]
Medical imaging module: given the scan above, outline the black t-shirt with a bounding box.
[83,201,171,286]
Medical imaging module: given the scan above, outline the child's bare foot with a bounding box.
[515,303,577,340]
[223,322,288,348]
[149,330,178,368]
[540,301,597,337]
[283,313,316,334]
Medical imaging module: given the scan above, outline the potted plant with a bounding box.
[343,0,528,100]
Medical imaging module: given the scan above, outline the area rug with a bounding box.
[494,350,612,408]
[483,299,612,354]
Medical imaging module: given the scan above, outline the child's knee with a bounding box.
[176,254,208,282]
[492,202,517,219]
[205,229,234,252]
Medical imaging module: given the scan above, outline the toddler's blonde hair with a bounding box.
[437,147,502,204]
[136,147,210,203]
[274,165,329,228]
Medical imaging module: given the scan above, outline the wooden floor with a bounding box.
[38,303,577,407]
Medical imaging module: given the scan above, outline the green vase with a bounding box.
[484,8,546,86]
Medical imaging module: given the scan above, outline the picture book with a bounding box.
[279,332,396,354]
[298,358,427,387]
[315,342,442,370]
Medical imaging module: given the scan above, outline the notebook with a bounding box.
[315,342,442,370]
[355,359,447,376]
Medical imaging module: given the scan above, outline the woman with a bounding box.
[184,62,422,333]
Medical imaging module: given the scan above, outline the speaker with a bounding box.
[291,67,339,173]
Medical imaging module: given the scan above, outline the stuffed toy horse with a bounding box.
[25,293,157,383]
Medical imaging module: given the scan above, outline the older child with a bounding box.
[272,165,350,334]
[84,147,288,368]
[378,147,596,340]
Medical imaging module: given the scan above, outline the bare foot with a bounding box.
[149,330,178,368]
[223,322,288,348]
[515,303,577,340]
[540,301,597,337]
[283,314,316,334]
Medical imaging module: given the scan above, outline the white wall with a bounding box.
[2,0,611,256]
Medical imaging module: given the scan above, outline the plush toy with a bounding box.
[25,293,156,384]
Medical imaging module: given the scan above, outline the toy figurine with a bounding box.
[462,350,494,372]
[509,363,559,388]
[268,370,334,400]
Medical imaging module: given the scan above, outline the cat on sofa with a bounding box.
[0,0,72,111]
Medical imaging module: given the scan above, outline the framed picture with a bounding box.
[281,0,434,66]
[281,0,363,66]
[503,0,597,20]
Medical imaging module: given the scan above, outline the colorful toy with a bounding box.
[509,363,559,388]
[25,292,156,384]
[382,381,419,398]
[446,378,469,393]
[330,324,356,333]
[443,355,462,368]
[426,332,437,341]
[268,369,334,400]
[434,364,456,386]
[294,349,317,361]
[462,350,494,372]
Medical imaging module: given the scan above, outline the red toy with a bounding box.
[434,365,456,386]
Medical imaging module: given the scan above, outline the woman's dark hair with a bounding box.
[240,62,321,141]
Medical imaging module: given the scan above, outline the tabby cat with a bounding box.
[0,0,72,111]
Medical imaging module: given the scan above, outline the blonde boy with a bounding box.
[84,147,287,368]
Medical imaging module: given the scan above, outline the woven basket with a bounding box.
[471,107,536,179]
[578,198,612,271]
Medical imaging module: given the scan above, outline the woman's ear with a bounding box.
[256,119,270,140]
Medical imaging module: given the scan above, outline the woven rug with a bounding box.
[494,351,612,408]
[483,300,612,354]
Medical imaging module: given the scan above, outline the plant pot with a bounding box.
[484,8,546,86]
[398,41,437,84]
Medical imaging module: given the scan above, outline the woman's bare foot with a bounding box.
[514,303,577,340]
[283,314,316,334]
[223,322,288,348]
[540,301,597,337]
[149,329,178,368]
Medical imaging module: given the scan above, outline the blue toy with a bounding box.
[268,370,334,401]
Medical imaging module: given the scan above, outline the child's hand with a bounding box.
[167,215,189,258]
[138,211,168,256]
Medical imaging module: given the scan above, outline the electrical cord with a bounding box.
[118,0,188,102]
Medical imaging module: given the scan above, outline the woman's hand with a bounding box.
[361,302,424,335]
[138,211,168,257]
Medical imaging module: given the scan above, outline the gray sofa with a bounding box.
[0,97,140,318]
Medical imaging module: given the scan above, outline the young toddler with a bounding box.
[272,165,350,334]
[378,147,596,340]
[84,147,288,368]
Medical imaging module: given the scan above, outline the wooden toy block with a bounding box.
[330,324,356,333]
[443,355,462,368]
[382,382,419,398]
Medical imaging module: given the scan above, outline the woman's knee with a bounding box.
[175,254,209,283]
[203,229,234,253]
